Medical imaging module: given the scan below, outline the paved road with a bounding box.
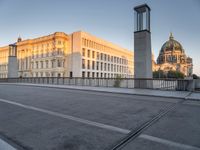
[0,84,199,150]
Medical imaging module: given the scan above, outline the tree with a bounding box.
[153,70,166,78]
[114,75,122,87]
[167,70,185,79]
[153,70,185,79]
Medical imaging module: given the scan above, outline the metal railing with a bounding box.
[0,77,192,91]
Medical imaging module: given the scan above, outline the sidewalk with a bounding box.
[1,83,200,100]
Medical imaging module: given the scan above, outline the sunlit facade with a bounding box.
[0,31,134,78]
[0,46,9,78]
[153,33,193,76]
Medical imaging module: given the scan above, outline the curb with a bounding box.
[0,83,190,100]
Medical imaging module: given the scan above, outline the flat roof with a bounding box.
[134,4,151,12]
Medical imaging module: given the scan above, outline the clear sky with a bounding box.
[0,0,200,75]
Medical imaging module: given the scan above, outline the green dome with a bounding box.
[160,33,183,53]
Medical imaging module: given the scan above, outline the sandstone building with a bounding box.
[0,31,134,78]
[153,33,193,76]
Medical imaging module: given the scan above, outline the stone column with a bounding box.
[134,4,152,88]
[8,44,18,78]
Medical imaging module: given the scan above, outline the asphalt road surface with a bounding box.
[0,84,199,150]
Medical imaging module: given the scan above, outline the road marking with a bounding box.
[0,98,130,135]
[139,134,200,150]
[0,139,16,150]
[183,101,200,107]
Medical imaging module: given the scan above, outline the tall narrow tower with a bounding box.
[134,4,152,88]
[8,44,18,78]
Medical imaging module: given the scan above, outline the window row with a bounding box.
[82,59,129,73]
[82,48,128,65]
[31,49,64,59]
[0,65,7,71]
[31,59,64,69]
[0,52,8,57]
[0,73,7,78]
[33,72,63,77]
[32,41,65,50]
[82,38,121,54]
[82,71,130,78]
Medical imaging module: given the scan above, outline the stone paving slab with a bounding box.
[0,84,177,150]
[0,84,199,150]
[121,102,200,150]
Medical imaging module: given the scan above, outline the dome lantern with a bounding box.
[169,32,174,40]
[17,36,22,42]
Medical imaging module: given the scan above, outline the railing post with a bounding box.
[89,78,91,86]
[75,78,77,85]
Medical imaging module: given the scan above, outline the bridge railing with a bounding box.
[0,77,193,91]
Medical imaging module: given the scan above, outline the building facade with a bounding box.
[0,31,134,78]
[153,33,193,76]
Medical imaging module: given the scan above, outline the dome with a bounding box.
[160,33,183,53]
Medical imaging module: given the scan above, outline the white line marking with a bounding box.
[0,98,130,134]
[139,134,200,150]
[183,101,200,107]
[0,139,16,150]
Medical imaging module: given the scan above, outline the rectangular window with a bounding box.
[114,57,116,63]
[82,71,85,78]
[108,64,110,71]
[111,64,113,72]
[92,51,95,58]
[117,57,119,64]
[41,61,43,69]
[92,72,95,78]
[101,62,103,70]
[36,61,38,69]
[82,48,85,56]
[57,60,61,67]
[82,59,85,69]
[87,49,90,58]
[87,72,90,78]
[87,60,90,69]
[51,60,54,68]
[111,56,113,62]
[46,60,48,68]
[97,52,99,60]
[96,73,99,78]
[104,63,107,71]
[101,53,103,60]
[96,62,99,70]
[92,61,95,70]
[104,54,107,61]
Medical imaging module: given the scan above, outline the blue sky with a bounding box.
[0,0,200,75]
